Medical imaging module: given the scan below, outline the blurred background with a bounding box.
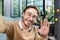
[0,0,60,40]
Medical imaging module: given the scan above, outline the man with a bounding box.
[0,5,50,40]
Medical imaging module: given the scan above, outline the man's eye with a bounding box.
[33,16,37,18]
[28,14,31,16]
[28,13,31,16]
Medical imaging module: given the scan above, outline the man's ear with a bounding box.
[22,12,25,17]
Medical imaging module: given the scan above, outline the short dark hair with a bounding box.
[23,5,39,15]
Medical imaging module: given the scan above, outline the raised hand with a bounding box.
[38,18,50,36]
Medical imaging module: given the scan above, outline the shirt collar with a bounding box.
[19,20,23,30]
[19,20,32,31]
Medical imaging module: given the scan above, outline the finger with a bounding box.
[47,22,50,28]
[40,20,43,26]
[44,18,48,26]
[45,19,48,26]
[35,26,39,30]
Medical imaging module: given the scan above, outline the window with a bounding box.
[0,0,2,15]
[11,0,26,18]
[45,0,54,24]
[27,0,43,11]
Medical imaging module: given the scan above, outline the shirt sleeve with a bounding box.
[0,16,14,33]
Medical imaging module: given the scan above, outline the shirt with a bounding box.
[0,16,48,40]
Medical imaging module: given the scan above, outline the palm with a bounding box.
[38,19,50,36]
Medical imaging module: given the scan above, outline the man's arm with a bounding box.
[0,16,14,33]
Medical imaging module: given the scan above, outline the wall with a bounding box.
[54,0,60,40]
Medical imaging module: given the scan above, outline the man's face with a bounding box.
[22,8,38,27]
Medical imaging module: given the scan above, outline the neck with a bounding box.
[21,20,29,30]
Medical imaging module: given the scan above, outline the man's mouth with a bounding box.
[27,21,31,24]
[27,20,33,24]
[25,19,33,24]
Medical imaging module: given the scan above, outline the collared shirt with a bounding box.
[0,16,48,40]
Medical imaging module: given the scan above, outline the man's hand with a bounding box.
[38,18,50,36]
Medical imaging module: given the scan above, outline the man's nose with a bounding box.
[29,16,33,21]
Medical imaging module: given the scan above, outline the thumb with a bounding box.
[35,26,39,30]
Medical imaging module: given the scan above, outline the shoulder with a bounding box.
[0,16,4,21]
